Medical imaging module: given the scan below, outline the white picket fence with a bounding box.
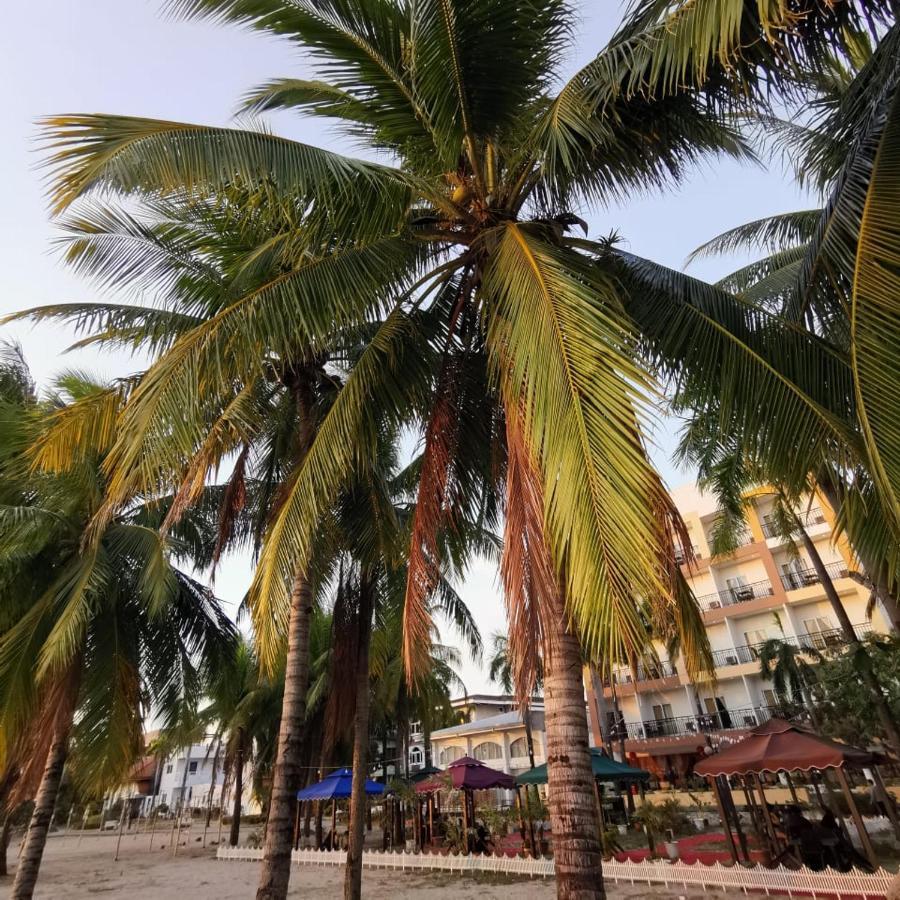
[217,845,896,897]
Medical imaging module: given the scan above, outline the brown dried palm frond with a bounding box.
[7,664,80,808]
[403,356,460,685]
[501,405,559,707]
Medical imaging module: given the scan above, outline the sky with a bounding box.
[0,1,811,693]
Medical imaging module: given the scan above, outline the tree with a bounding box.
[199,638,284,845]
[808,634,900,747]
[0,367,234,899]
[757,638,820,717]
[487,633,541,768]
[28,1,870,895]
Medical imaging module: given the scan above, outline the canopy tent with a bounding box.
[409,764,443,784]
[415,755,516,793]
[296,768,387,801]
[413,756,516,854]
[516,747,650,786]
[694,718,886,777]
[692,719,895,870]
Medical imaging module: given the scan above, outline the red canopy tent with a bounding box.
[694,718,885,777]
[415,756,516,793]
[694,719,894,869]
[415,756,516,853]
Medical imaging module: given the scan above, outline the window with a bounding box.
[439,745,465,765]
[803,616,838,648]
[704,697,732,728]
[762,689,777,708]
[165,764,173,774]
[409,747,423,766]
[410,721,422,736]
[473,741,503,761]
[509,738,528,759]
[725,575,751,601]
[188,761,198,774]
[652,704,673,721]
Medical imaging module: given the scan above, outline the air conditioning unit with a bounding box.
[725,655,738,666]
[709,601,721,609]
[624,674,633,683]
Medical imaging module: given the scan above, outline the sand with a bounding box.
[0,831,732,899]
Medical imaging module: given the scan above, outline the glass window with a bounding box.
[439,745,465,765]
[473,741,503,761]
[165,764,173,774]
[188,761,198,774]
[509,737,527,758]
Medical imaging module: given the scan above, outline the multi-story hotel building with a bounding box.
[584,482,895,779]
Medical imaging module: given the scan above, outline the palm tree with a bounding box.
[26,2,872,894]
[0,367,235,900]
[681,16,900,629]
[7,191,364,900]
[199,638,284,846]
[488,633,541,768]
[757,638,821,719]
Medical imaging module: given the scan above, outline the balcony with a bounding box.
[695,578,775,612]
[761,507,827,539]
[612,705,780,742]
[605,659,677,687]
[709,644,758,667]
[674,544,701,565]
[780,560,850,591]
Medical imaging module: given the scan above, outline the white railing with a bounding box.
[217,846,895,896]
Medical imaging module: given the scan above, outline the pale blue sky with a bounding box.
[0,1,809,691]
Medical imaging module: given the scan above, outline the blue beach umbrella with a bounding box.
[296,768,387,801]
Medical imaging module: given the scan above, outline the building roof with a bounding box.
[432,710,528,739]
[450,693,543,709]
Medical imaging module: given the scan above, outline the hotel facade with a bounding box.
[584,483,894,779]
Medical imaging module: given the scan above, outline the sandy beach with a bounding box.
[0,832,732,899]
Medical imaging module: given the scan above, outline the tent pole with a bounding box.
[331,799,337,848]
[461,789,469,855]
[514,787,527,855]
[873,766,900,841]
[741,779,765,853]
[752,774,781,857]
[707,776,738,865]
[835,766,878,869]
[785,772,799,805]
[724,778,750,863]
[293,799,301,851]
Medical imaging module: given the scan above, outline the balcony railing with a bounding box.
[674,544,701,565]
[780,560,850,591]
[695,578,775,612]
[761,507,827,539]
[709,644,758,667]
[605,659,677,686]
[710,623,873,670]
[611,705,780,742]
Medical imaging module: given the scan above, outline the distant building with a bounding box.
[104,735,259,817]
[584,483,894,781]
[430,695,546,776]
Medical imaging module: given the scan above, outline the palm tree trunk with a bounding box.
[344,579,374,900]
[205,736,222,829]
[229,736,245,847]
[819,480,900,630]
[256,567,313,900]
[798,526,900,753]
[0,812,12,877]
[11,728,70,900]
[524,706,536,769]
[543,605,604,900]
[423,716,432,769]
